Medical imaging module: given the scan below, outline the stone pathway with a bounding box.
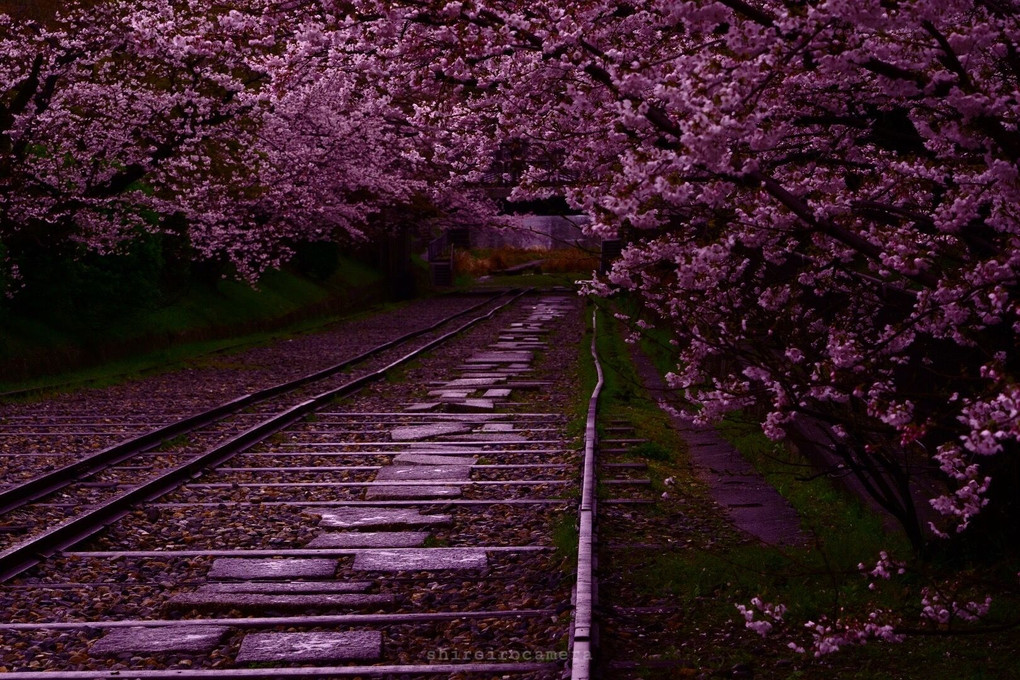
[629,346,806,547]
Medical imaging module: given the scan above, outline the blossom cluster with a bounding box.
[0,0,498,286]
[735,597,787,638]
[384,0,1020,550]
[859,551,907,591]
[735,597,905,657]
[920,588,992,625]
[802,612,905,657]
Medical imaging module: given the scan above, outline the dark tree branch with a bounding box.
[922,20,973,89]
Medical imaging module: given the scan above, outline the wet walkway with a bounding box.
[630,347,807,547]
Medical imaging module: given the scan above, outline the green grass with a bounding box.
[0,256,387,395]
[383,359,420,384]
[592,299,1020,679]
[589,304,691,474]
[717,413,903,560]
[551,514,580,570]
[454,245,598,276]
[156,434,191,452]
[626,440,673,462]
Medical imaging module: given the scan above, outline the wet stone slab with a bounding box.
[235,631,382,664]
[457,372,511,379]
[310,507,451,529]
[449,432,527,442]
[306,531,429,548]
[353,548,488,571]
[375,465,472,481]
[207,558,337,581]
[492,342,544,350]
[483,388,513,398]
[90,626,230,656]
[401,444,483,454]
[390,422,472,441]
[501,329,546,336]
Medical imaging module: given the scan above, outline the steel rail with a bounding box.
[0,291,528,582]
[570,309,604,680]
[0,292,512,515]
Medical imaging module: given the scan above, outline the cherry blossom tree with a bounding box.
[337,0,1019,655]
[1,2,260,268]
[363,0,1019,548]
[0,0,495,288]
[3,0,1017,651]
[572,0,1020,554]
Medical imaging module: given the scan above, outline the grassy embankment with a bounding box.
[0,255,388,395]
[583,301,1020,680]
[0,244,593,396]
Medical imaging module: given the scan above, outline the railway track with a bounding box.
[0,295,515,490]
[0,293,514,558]
[0,290,613,679]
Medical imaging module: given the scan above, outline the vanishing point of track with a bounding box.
[0,290,614,679]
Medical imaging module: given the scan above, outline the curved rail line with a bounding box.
[0,291,616,679]
[0,292,513,516]
[0,291,522,581]
[0,294,499,403]
[569,311,604,680]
